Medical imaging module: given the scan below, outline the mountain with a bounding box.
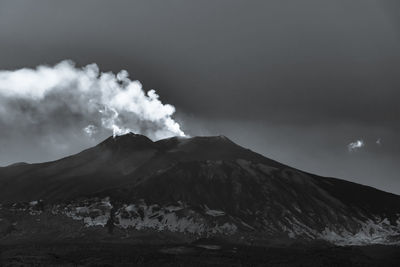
[0,133,400,246]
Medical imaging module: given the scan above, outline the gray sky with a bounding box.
[0,0,399,194]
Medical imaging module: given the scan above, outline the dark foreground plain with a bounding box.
[1,242,400,266]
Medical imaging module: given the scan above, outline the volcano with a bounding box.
[0,133,400,246]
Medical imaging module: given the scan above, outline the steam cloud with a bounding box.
[0,60,185,140]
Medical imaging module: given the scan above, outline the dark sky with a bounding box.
[0,0,399,194]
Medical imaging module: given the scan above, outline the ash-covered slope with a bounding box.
[0,133,400,245]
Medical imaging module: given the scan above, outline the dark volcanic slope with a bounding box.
[0,133,283,203]
[0,133,400,245]
[0,133,157,202]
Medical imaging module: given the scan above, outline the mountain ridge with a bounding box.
[0,132,400,246]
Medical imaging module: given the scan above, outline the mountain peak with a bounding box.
[114,132,149,141]
[154,135,236,152]
[99,132,155,151]
[188,135,234,143]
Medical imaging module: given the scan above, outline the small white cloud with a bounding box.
[376,138,381,145]
[348,139,364,152]
[83,124,98,137]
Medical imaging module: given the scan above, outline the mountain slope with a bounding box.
[0,134,283,203]
[98,159,400,245]
[0,133,399,245]
[0,133,157,202]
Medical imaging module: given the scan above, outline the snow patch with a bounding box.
[204,205,225,217]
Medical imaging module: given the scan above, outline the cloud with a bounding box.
[348,140,365,152]
[0,60,185,140]
[83,125,98,137]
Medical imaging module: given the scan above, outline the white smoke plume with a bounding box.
[347,140,364,152]
[0,60,185,140]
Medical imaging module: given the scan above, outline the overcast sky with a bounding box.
[0,0,399,194]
